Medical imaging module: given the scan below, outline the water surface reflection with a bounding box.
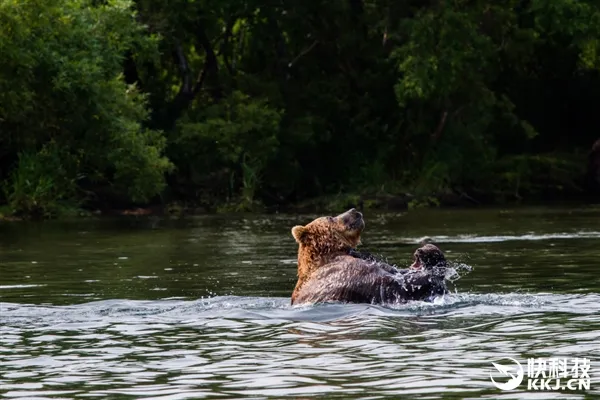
[1,206,599,398]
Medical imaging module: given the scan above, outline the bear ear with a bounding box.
[291,225,306,243]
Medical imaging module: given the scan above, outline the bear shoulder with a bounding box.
[292,256,407,305]
[348,249,409,275]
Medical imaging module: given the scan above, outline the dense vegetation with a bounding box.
[1,0,600,218]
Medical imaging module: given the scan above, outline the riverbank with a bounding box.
[2,188,598,221]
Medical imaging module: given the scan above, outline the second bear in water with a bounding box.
[290,208,448,306]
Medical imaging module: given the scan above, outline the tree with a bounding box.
[0,0,171,217]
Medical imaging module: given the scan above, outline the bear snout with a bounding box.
[336,208,364,231]
[336,208,362,221]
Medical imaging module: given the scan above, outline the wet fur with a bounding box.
[291,210,448,306]
[347,249,410,275]
[293,256,447,305]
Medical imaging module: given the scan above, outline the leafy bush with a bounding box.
[172,91,281,210]
[3,144,77,218]
[0,0,171,215]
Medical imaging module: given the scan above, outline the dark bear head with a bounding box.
[410,244,448,276]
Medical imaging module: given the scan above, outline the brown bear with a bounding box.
[290,208,449,306]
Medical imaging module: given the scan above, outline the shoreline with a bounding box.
[2,191,598,221]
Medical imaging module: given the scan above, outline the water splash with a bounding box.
[445,262,474,283]
[3,292,600,330]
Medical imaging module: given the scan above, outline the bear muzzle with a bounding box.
[335,208,365,231]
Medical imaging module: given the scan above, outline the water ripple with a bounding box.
[1,294,599,399]
[1,209,599,398]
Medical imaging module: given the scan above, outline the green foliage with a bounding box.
[494,153,586,199]
[173,91,281,210]
[3,144,77,218]
[0,0,170,215]
[394,4,495,106]
[1,0,600,217]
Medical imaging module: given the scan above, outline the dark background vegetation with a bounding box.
[1,0,599,218]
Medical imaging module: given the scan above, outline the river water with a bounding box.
[1,206,599,399]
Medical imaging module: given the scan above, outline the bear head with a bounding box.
[409,244,448,276]
[291,208,365,284]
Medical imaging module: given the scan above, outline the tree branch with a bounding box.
[221,17,236,76]
[431,111,448,143]
[194,22,222,101]
[173,40,192,96]
[192,60,209,96]
[288,40,319,68]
